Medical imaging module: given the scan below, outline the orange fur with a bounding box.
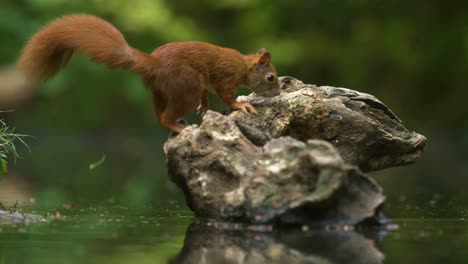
[18,14,280,133]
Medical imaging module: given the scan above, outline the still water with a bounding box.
[1,135,467,263]
[1,205,467,264]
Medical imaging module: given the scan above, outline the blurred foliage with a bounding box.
[0,117,27,180]
[0,0,466,219]
[0,0,466,133]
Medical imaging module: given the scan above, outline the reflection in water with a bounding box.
[171,222,388,264]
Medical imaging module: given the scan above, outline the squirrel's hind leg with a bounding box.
[159,104,191,133]
[159,89,203,134]
[150,89,184,132]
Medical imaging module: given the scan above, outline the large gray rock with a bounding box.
[164,76,426,225]
[165,112,384,225]
[228,76,426,172]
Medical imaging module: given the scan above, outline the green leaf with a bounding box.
[89,154,106,170]
[0,153,7,180]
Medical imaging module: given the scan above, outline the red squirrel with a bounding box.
[18,14,281,133]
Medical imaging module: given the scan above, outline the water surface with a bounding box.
[1,205,467,264]
[1,136,466,263]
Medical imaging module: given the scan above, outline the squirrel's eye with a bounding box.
[266,74,275,82]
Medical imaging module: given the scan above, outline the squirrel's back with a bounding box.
[151,41,248,82]
[18,14,155,82]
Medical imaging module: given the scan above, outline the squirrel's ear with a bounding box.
[257,48,271,66]
[257,48,268,55]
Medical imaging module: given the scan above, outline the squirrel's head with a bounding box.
[245,48,280,97]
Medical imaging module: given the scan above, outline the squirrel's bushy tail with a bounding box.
[18,14,155,82]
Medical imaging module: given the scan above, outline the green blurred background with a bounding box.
[0,0,467,218]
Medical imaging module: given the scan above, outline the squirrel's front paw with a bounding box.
[232,102,257,115]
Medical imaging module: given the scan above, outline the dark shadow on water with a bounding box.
[171,222,389,264]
